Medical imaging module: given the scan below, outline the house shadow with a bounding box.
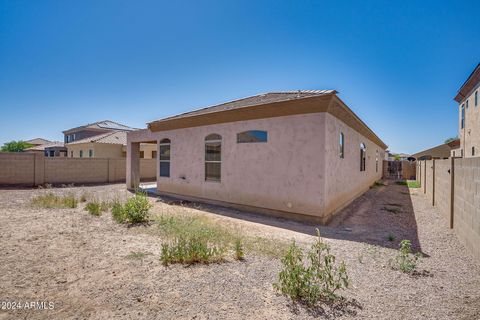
[140,181,422,253]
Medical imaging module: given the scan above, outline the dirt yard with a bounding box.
[1,182,479,319]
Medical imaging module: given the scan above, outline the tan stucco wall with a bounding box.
[458,81,480,158]
[154,113,328,219]
[0,153,156,185]
[128,112,386,222]
[323,113,384,220]
[68,143,157,159]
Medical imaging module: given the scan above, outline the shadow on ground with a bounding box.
[140,180,422,252]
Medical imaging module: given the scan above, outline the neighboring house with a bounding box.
[25,138,51,146]
[412,139,460,160]
[67,130,156,159]
[127,90,387,224]
[63,120,135,144]
[454,63,480,158]
[25,141,67,157]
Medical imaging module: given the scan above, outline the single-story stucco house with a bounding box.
[127,90,387,223]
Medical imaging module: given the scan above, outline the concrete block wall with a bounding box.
[453,158,480,261]
[418,158,480,262]
[0,153,156,186]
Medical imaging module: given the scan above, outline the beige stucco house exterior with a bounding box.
[454,63,480,158]
[67,131,157,159]
[127,90,387,223]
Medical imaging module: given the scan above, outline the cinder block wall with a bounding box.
[453,158,480,261]
[417,159,480,262]
[434,159,452,227]
[0,153,156,186]
[0,153,35,185]
[425,160,434,204]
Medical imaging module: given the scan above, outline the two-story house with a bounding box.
[64,120,156,159]
[454,63,480,158]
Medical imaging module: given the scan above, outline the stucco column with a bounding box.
[126,142,140,190]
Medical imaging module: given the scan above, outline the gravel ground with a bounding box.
[0,182,479,319]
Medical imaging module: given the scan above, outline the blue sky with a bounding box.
[0,0,479,153]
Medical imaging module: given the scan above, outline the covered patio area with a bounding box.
[126,129,158,190]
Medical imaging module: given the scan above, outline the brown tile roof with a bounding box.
[25,138,52,145]
[66,131,126,146]
[149,90,336,124]
[63,120,137,134]
[25,141,65,151]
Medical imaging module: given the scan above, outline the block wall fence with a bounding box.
[417,158,480,262]
[0,153,156,186]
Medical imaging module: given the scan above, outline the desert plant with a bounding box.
[234,239,245,260]
[111,200,126,223]
[85,201,101,216]
[274,229,349,306]
[387,234,395,242]
[31,192,77,208]
[407,180,421,188]
[160,237,226,266]
[391,239,420,273]
[122,192,152,223]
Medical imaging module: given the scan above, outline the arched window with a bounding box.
[205,134,222,181]
[237,130,268,143]
[159,138,171,177]
[360,143,366,172]
[339,132,344,158]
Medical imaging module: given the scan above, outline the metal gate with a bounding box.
[385,161,403,180]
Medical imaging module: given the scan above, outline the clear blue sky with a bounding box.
[1,0,479,153]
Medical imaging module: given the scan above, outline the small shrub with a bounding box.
[123,192,152,223]
[395,180,408,186]
[391,239,420,273]
[31,192,77,208]
[160,237,226,266]
[111,200,126,223]
[387,234,395,242]
[234,239,245,260]
[85,202,102,216]
[274,229,349,306]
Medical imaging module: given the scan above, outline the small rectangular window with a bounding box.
[472,146,475,156]
[476,91,478,107]
[159,141,170,177]
[466,99,469,108]
[461,104,465,129]
[237,130,267,143]
[71,151,73,157]
[79,150,83,158]
[205,136,221,181]
[339,133,344,158]
[89,149,93,157]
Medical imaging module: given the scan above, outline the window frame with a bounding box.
[159,138,171,178]
[79,150,83,158]
[375,149,379,173]
[339,132,345,158]
[360,143,366,172]
[88,149,93,158]
[205,134,222,182]
[461,104,465,129]
[237,130,268,143]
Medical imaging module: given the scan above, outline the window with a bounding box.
[476,91,478,107]
[205,134,221,181]
[79,150,83,158]
[466,99,469,109]
[376,150,379,172]
[472,146,475,156]
[44,151,48,157]
[65,135,69,143]
[71,151,73,157]
[360,143,366,171]
[159,138,170,177]
[237,130,267,143]
[461,104,465,129]
[49,150,55,157]
[88,149,93,157]
[339,133,344,158]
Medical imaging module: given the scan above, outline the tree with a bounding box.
[1,141,34,152]
[444,137,458,144]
